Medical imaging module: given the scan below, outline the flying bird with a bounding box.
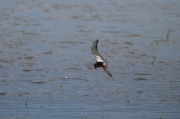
[91,40,113,77]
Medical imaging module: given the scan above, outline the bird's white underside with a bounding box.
[95,55,104,62]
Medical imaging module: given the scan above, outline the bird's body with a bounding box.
[91,40,113,77]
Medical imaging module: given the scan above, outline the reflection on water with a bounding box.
[0,0,180,119]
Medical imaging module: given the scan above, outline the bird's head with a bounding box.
[94,64,97,69]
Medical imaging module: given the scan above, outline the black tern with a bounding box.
[91,40,113,77]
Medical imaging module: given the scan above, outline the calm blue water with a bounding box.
[0,0,180,119]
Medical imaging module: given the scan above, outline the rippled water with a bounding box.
[0,0,180,119]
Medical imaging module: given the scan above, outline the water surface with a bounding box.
[0,0,180,119]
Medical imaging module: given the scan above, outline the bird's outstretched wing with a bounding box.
[91,40,104,62]
[103,66,113,77]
